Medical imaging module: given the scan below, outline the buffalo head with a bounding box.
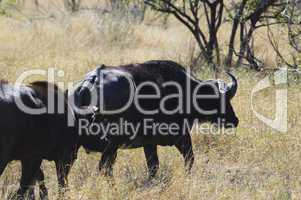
[192,72,239,128]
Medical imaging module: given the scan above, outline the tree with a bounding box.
[228,0,279,69]
[267,0,301,68]
[145,0,224,67]
[145,0,289,70]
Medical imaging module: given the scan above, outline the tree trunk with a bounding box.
[225,0,247,67]
[236,25,255,67]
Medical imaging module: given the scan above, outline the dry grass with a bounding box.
[0,1,301,199]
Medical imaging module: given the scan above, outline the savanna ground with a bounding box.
[0,0,301,199]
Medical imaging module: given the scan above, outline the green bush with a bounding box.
[0,0,17,16]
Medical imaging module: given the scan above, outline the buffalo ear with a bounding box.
[76,75,99,105]
[77,86,91,107]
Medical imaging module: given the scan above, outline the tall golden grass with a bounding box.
[0,0,300,199]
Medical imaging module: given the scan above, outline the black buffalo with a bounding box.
[0,81,78,199]
[73,60,239,178]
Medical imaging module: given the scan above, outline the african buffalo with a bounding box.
[73,60,239,178]
[0,80,78,200]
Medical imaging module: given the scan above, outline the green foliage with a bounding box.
[0,1,13,16]
[0,7,6,16]
[6,0,17,6]
[245,0,261,11]
[0,0,17,16]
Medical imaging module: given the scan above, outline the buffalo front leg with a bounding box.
[99,145,118,177]
[0,159,7,176]
[143,145,159,179]
[13,159,42,200]
[175,135,194,173]
[55,159,74,199]
[35,168,48,200]
[0,147,10,176]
